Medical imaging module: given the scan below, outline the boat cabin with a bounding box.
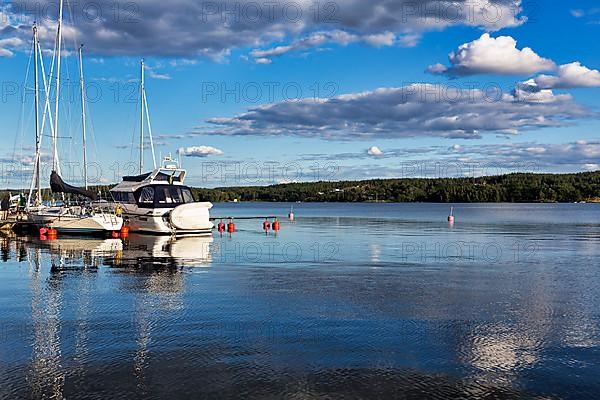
[112,184,195,208]
[110,158,197,208]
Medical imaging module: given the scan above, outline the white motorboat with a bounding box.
[110,61,212,236]
[110,157,213,236]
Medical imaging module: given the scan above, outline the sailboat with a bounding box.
[26,1,123,234]
[109,61,213,236]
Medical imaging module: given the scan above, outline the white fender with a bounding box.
[169,202,214,231]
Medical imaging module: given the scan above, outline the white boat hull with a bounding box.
[29,208,123,234]
[48,214,123,233]
[122,202,213,236]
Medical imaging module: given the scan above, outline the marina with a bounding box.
[1,0,599,399]
[9,5,214,239]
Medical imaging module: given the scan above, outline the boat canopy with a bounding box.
[123,172,152,182]
[123,171,181,183]
[50,171,98,200]
[112,165,187,193]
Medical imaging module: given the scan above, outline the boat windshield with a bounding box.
[136,185,195,207]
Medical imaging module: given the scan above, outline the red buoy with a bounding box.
[448,206,455,223]
[218,221,225,233]
[111,231,120,238]
[227,221,235,233]
[263,220,271,231]
[39,227,48,236]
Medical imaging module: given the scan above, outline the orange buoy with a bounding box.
[120,226,129,236]
[227,221,235,233]
[47,228,57,240]
[273,220,280,232]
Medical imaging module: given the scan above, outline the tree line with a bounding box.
[193,172,600,203]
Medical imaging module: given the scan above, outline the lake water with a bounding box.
[1,203,599,399]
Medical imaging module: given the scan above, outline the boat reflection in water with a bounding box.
[117,234,213,267]
[1,232,213,400]
[19,233,213,268]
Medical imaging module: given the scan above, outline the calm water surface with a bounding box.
[0,203,599,399]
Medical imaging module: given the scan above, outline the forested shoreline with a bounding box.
[193,172,600,203]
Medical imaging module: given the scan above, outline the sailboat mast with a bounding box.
[143,85,157,169]
[78,44,88,189]
[52,0,64,173]
[33,24,41,204]
[27,23,42,208]
[139,59,145,174]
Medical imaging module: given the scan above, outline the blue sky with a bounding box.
[1,0,599,188]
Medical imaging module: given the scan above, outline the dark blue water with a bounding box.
[1,203,599,399]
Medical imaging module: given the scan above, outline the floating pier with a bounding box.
[0,219,37,234]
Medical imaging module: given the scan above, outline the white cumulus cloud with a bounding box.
[368,146,384,156]
[178,146,224,157]
[428,33,555,76]
[533,62,600,89]
[0,37,24,57]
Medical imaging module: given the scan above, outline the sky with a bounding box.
[0,0,599,188]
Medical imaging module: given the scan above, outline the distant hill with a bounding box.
[193,172,600,203]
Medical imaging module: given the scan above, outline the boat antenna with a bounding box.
[78,43,88,189]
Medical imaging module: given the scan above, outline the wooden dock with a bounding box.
[0,218,36,233]
[0,219,16,232]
